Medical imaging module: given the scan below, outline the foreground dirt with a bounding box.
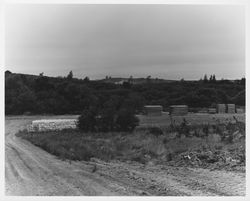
[5,116,245,196]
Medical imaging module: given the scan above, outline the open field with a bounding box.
[17,112,246,172]
[6,114,246,196]
[138,113,245,128]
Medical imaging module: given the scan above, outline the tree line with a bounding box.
[5,70,245,115]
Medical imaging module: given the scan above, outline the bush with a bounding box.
[77,106,139,132]
[147,127,163,137]
[116,108,139,132]
[96,100,117,132]
[77,107,97,132]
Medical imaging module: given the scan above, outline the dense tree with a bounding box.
[146,75,151,83]
[212,74,216,82]
[115,108,139,132]
[67,71,73,80]
[203,74,208,83]
[5,73,246,115]
[77,97,139,132]
[240,78,245,85]
[128,75,133,83]
[97,99,117,131]
[16,88,36,113]
[5,70,12,75]
[77,107,98,132]
[122,81,131,89]
[231,90,245,106]
[83,76,90,82]
[34,76,54,91]
[209,75,213,82]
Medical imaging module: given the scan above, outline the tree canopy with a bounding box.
[5,72,245,115]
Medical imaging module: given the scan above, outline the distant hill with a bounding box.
[98,77,177,84]
[5,71,245,115]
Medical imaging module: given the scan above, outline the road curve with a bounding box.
[5,116,246,196]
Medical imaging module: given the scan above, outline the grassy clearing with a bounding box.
[17,115,245,172]
[137,113,245,128]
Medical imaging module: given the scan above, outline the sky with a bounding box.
[5,4,245,80]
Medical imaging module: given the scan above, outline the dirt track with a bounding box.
[5,116,246,196]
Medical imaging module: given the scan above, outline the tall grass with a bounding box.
[17,118,245,171]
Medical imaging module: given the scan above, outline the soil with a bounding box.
[5,116,245,196]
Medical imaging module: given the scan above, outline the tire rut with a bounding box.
[5,116,246,196]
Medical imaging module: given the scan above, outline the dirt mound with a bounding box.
[170,147,245,172]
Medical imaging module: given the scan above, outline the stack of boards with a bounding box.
[27,119,77,132]
[169,105,188,116]
[208,108,216,114]
[227,104,236,114]
[216,104,227,113]
[236,108,244,113]
[144,105,163,116]
[216,104,236,114]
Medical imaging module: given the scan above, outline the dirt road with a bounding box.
[5,116,245,196]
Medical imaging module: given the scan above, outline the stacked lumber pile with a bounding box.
[208,108,216,114]
[169,105,188,116]
[144,105,163,116]
[227,104,236,113]
[198,108,208,113]
[27,119,77,132]
[216,104,226,113]
[236,108,244,113]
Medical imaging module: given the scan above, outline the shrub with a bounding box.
[96,100,117,132]
[116,108,139,132]
[77,107,97,132]
[77,105,139,132]
[147,127,163,137]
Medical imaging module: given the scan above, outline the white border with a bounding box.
[1,0,249,4]
[0,1,249,201]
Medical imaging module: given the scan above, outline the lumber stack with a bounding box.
[208,108,216,114]
[216,104,226,113]
[236,108,244,113]
[144,105,163,116]
[198,108,208,113]
[169,105,188,116]
[227,104,236,114]
[27,119,77,132]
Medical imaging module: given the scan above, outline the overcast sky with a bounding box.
[5,4,245,80]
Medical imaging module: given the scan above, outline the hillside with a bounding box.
[5,71,245,115]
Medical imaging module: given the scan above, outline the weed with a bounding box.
[17,117,245,171]
[147,127,163,137]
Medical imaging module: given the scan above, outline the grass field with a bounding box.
[137,113,245,128]
[17,113,245,172]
